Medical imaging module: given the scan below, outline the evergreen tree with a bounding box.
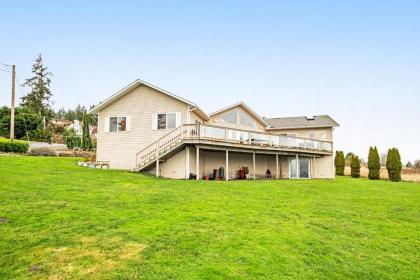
[350,155,361,178]
[368,146,380,179]
[386,148,402,182]
[334,150,345,176]
[81,113,93,151]
[406,161,413,168]
[21,54,53,116]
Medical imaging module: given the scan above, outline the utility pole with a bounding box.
[10,64,16,141]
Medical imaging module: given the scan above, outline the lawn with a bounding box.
[0,156,419,279]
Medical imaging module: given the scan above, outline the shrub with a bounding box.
[29,147,58,156]
[0,138,29,153]
[64,128,81,149]
[334,150,345,175]
[367,146,380,180]
[386,148,402,182]
[350,155,361,178]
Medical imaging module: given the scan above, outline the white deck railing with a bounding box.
[136,124,333,167]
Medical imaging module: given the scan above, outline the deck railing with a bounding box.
[136,123,332,167]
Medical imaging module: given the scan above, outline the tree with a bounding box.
[414,160,420,169]
[0,106,42,140]
[350,155,361,178]
[334,150,345,176]
[367,146,380,180]
[406,161,413,168]
[81,113,93,151]
[386,148,402,182]
[21,54,53,117]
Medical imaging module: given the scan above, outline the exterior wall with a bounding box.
[270,127,333,141]
[208,106,267,132]
[96,84,204,169]
[313,155,334,179]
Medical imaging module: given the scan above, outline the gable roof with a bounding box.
[89,79,209,120]
[209,102,270,127]
[265,115,339,130]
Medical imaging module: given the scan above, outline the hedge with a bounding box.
[0,138,29,153]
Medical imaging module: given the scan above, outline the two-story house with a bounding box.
[89,79,339,180]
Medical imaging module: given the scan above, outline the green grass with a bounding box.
[0,156,419,279]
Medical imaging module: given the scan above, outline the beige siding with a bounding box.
[97,84,197,169]
[270,127,333,141]
[313,155,334,178]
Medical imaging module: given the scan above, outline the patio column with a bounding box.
[185,146,190,180]
[225,150,229,181]
[296,154,299,179]
[156,159,159,177]
[253,152,256,180]
[276,154,279,179]
[196,146,200,180]
[313,156,316,178]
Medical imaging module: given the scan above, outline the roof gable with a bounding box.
[89,79,209,120]
[209,102,270,128]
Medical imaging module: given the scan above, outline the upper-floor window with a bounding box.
[106,116,129,132]
[221,111,237,124]
[239,111,254,128]
[158,113,176,130]
[153,112,181,130]
[221,109,255,128]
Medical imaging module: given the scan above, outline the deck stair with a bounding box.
[135,125,197,171]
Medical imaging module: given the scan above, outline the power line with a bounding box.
[0,68,10,73]
[0,62,10,67]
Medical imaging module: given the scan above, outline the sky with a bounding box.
[0,0,419,162]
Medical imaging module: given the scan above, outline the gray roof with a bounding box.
[264,115,339,129]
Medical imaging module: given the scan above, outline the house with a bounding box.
[89,79,339,180]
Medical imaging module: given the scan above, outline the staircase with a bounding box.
[135,124,198,171]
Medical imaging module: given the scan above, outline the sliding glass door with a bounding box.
[289,157,310,178]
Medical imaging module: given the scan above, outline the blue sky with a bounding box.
[1,1,419,162]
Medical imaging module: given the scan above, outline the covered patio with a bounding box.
[185,145,317,180]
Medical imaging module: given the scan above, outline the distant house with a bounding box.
[67,120,83,136]
[90,79,339,180]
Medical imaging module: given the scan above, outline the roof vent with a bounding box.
[306,116,315,121]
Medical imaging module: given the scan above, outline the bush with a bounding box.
[29,147,58,156]
[334,150,345,175]
[368,146,380,180]
[0,138,29,153]
[386,148,402,182]
[350,155,361,178]
[64,128,81,149]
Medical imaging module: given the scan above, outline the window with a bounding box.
[221,111,237,124]
[110,117,118,132]
[156,113,178,130]
[158,114,166,130]
[109,117,126,132]
[166,113,176,129]
[221,109,256,128]
[239,111,254,128]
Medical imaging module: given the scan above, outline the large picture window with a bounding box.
[221,109,255,128]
